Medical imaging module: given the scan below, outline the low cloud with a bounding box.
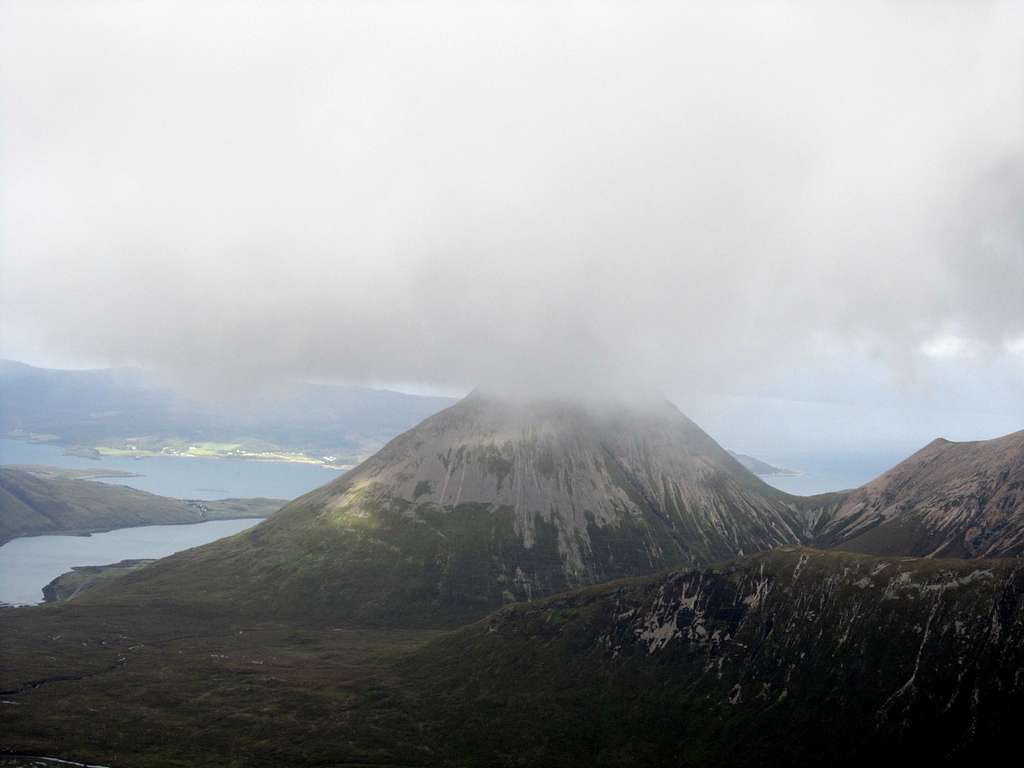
[1,1,1022,422]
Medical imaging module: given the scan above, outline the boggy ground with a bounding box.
[1,603,442,767]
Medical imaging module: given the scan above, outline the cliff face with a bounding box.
[809,431,1024,557]
[405,547,1024,765]
[87,393,805,626]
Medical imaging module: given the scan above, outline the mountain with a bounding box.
[808,430,1024,557]
[0,359,455,465]
[4,403,1024,765]
[0,466,281,544]
[81,392,808,626]
[728,450,798,476]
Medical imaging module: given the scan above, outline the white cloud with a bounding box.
[1,1,1022,412]
[921,335,975,360]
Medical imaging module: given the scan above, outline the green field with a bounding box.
[92,441,349,466]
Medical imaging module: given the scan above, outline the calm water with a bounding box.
[0,438,343,500]
[0,518,262,605]
[756,452,905,496]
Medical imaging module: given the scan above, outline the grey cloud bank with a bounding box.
[1,1,1022,452]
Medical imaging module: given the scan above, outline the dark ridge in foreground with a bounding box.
[402,546,1024,765]
[2,548,1022,766]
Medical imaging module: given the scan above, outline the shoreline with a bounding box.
[1,435,358,470]
[93,446,353,468]
[0,515,270,549]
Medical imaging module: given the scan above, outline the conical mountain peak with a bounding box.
[88,391,804,626]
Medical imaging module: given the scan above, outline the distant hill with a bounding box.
[3,464,142,481]
[728,450,799,476]
[0,359,456,465]
[807,430,1024,558]
[0,466,281,544]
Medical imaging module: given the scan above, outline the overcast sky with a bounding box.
[2,1,1022,456]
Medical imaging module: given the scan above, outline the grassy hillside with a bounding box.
[42,559,155,603]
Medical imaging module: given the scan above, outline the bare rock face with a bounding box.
[809,431,1024,557]
[315,392,806,573]
[91,392,806,626]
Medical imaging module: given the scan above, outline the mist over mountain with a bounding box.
[2,1,1022,428]
[1,2,1023,765]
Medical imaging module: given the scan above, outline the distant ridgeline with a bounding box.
[0,359,455,466]
[727,449,799,476]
